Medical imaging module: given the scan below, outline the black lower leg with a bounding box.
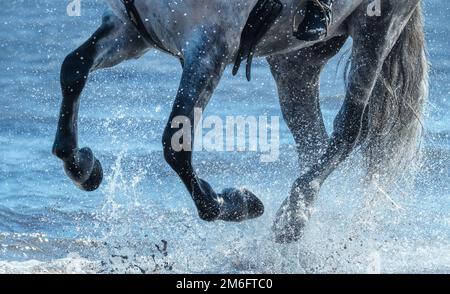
[162,41,264,222]
[162,125,221,220]
[52,24,114,191]
[162,118,264,222]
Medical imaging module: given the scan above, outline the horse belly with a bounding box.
[254,0,363,57]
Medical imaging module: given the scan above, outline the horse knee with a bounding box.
[61,50,94,95]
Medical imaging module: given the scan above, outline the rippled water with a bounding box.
[0,0,449,273]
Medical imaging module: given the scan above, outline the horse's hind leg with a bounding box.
[268,36,347,170]
[52,13,148,191]
[273,1,421,243]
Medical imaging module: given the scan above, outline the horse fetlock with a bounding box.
[52,141,76,161]
[63,147,103,192]
[198,207,221,222]
[195,179,221,221]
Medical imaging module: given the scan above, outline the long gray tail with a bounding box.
[363,5,429,185]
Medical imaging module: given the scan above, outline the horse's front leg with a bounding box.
[52,14,147,191]
[162,33,264,222]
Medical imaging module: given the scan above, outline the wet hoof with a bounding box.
[80,158,103,191]
[63,147,103,192]
[272,197,311,244]
[196,179,264,222]
[216,188,265,222]
[272,178,318,244]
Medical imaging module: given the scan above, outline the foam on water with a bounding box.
[2,157,450,274]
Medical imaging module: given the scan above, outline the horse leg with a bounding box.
[267,36,347,170]
[273,1,421,243]
[52,13,148,191]
[162,29,264,222]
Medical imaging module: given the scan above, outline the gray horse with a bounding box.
[53,0,428,243]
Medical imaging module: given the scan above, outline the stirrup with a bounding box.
[292,0,333,37]
[313,0,333,27]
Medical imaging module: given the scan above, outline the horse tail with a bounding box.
[362,4,429,185]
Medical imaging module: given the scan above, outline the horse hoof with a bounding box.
[217,188,264,222]
[80,158,103,191]
[63,147,103,192]
[272,197,311,244]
